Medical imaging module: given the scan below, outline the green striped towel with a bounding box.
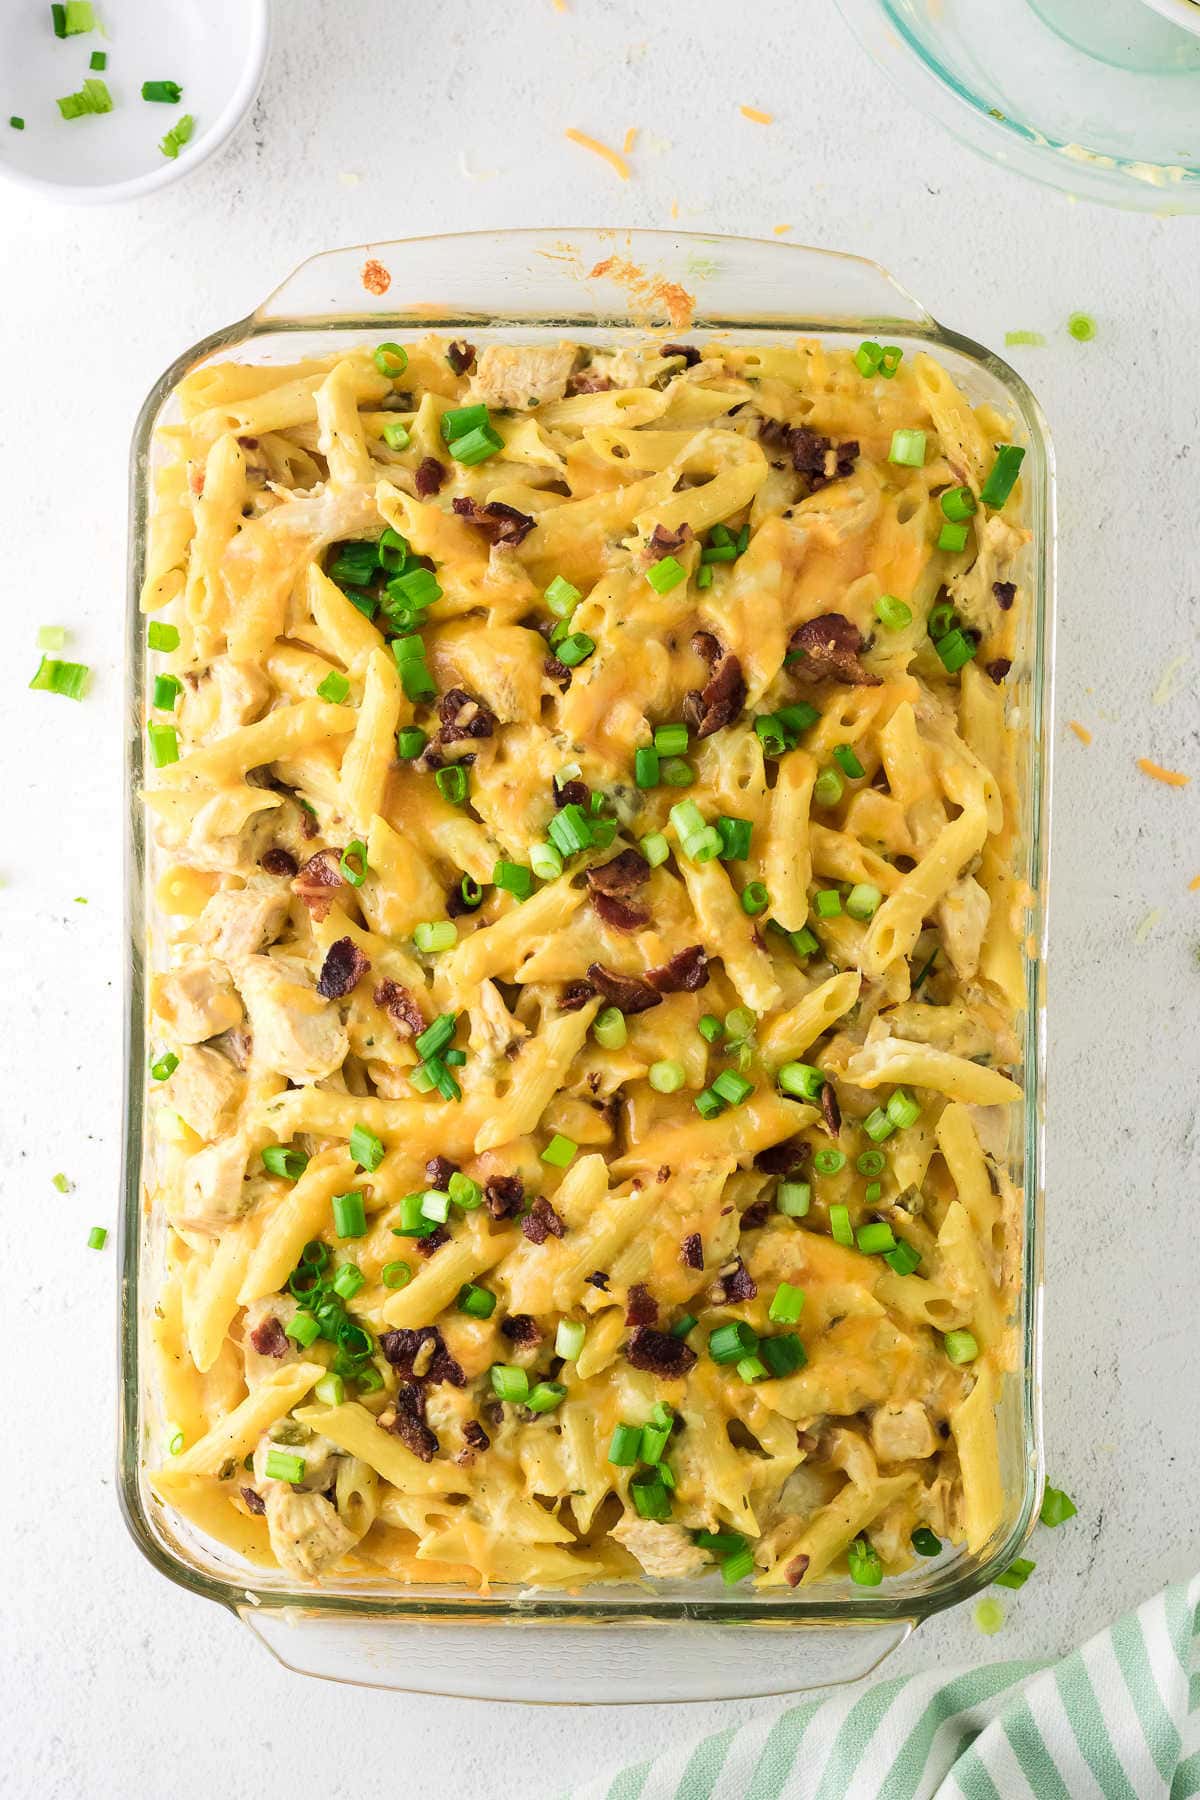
[577,1577,1200,1800]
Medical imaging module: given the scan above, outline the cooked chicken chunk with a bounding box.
[936,875,990,982]
[210,657,271,734]
[189,881,289,964]
[610,1517,709,1580]
[236,953,348,1083]
[870,1402,936,1465]
[164,1045,244,1141]
[169,1133,255,1237]
[262,1486,356,1580]
[152,959,243,1043]
[471,342,577,410]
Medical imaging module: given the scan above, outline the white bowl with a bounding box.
[0,0,269,204]
[1139,0,1200,38]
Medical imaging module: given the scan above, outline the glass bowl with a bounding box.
[835,0,1200,211]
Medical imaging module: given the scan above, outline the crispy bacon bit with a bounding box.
[317,936,370,1001]
[683,650,747,738]
[646,944,709,994]
[566,369,614,395]
[986,658,1012,685]
[656,1164,671,1184]
[993,580,1016,611]
[710,1257,758,1304]
[625,1283,658,1326]
[451,496,535,547]
[625,1326,698,1378]
[559,979,597,1012]
[415,456,445,498]
[585,962,663,1014]
[691,628,721,665]
[796,1429,819,1454]
[261,848,299,878]
[249,1316,287,1358]
[416,1225,450,1256]
[680,1232,704,1270]
[484,1175,525,1220]
[545,654,572,687]
[591,891,651,933]
[760,420,858,491]
[374,978,424,1038]
[788,613,880,687]
[241,1486,266,1515]
[740,1201,771,1232]
[644,521,692,564]
[522,1196,565,1245]
[379,1326,465,1387]
[426,1155,457,1190]
[237,436,260,451]
[462,1419,491,1452]
[361,257,391,296]
[499,1313,541,1346]
[755,1136,810,1176]
[292,849,348,922]
[585,1270,610,1291]
[380,1381,439,1462]
[446,340,476,376]
[436,687,496,743]
[662,343,701,367]
[555,779,589,810]
[820,1082,842,1138]
[587,850,650,898]
[298,806,318,840]
[785,1554,810,1588]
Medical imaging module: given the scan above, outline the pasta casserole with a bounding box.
[141,327,1030,1595]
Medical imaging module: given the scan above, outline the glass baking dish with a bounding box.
[120,229,1054,1701]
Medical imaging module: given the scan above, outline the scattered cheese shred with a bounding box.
[1068,719,1092,745]
[564,129,630,180]
[740,105,774,124]
[773,223,793,235]
[552,0,568,12]
[622,126,638,155]
[1152,651,1187,706]
[1189,874,1200,892]
[1138,757,1190,788]
[1134,909,1161,944]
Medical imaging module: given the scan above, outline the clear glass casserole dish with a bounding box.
[121,229,1054,1701]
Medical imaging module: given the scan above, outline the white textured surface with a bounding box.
[2,3,1199,1796]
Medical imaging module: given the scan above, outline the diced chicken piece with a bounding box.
[165,1045,245,1140]
[610,1517,710,1580]
[184,787,283,875]
[948,513,1025,634]
[936,875,990,982]
[210,658,271,734]
[152,959,243,1043]
[471,342,577,410]
[236,953,348,1083]
[189,880,290,965]
[170,1134,255,1237]
[262,1486,357,1580]
[871,1402,936,1465]
[240,1294,301,1386]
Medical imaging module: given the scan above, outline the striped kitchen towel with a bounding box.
[576,1574,1200,1800]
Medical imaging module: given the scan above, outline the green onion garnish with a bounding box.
[847,1536,883,1586]
[1067,312,1096,342]
[708,1321,758,1365]
[332,1262,365,1301]
[262,1146,308,1180]
[694,1088,724,1119]
[740,881,769,916]
[593,1006,627,1049]
[813,767,844,808]
[698,1013,722,1044]
[1040,1485,1077,1528]
[30,656,90,700]
[556,632,595,667]
[888,428,926,468]
[449,424,504,466]
[413,919,456,953]
[159,114,195,159]
[86,1225,107,1250]
[530,841,564,882]
[634,745,660,788]
[52,1173,72,1194]
[710,1069,753,1107]
[493,860,534,899]
[142,81,183,104]
[339,841,367,887]
[995,1556,1036,1590]
[545,574,581,616]
[777,1061,824,1101]
[943,1329,979,1365]
[332,1191,366,1238]
[654,722,689,757]
[555,1318,586,1360]
[980,444,1025,509]
[264,1446,307,1483]
[10,116,25,130]
[940,485,977,522]
[648,1059,686,1094]
[639,831,669,868]
[1004,330,1045,347]
[149,1050,179,1081]
[645,555,686,595]
[768,1281,805,1325]
[777,1180,810,1217]
[152,673,181,710]
[458,1282,497,1320]
[845,883,881,921]
[760,1334,806,1377]
[608,1423,643,1465]
[397,726,426,760]
[886,1088,920,1129]
[489,1364,529,1403]
[855,1221,896,1255]
[435,765,468,806]
[147,722,179,767]
[316,670,350,703]
[814,888,842,918]
[541,1133,578,1168]
[716,815,752,861]
[147,621,179,652]
[813,1148,847,1176]
[285,1312,321,1348]
[381,421,410,450]
[854,340,882,377]
[833,744,865,779]
[911,1527,942,1557]
[935,629,976,674]
[875,594,912,631]
[660,756,694,787]
[349,1124,384,1172]
[937,521,969,554]
[829,1204,853,1246]
[374,343,409,378]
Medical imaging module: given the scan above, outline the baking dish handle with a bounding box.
[238,1607,914,1702]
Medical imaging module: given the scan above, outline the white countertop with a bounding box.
[3,2,1199,1794]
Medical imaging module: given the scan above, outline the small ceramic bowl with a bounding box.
[0,0,269,204]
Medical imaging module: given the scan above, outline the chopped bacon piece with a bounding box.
[985,658,1012,685]
[785,1554,810,1587]
[625,1326,697,1378]
[374,978,424,1038]
[691,628,721,666]
[414,456,445,498]
[625,1283,658,1326]
[646,944,709,993]
[261,848,299,878]
[585,963,663,1014]
[499,1313,541,1346]
[446,340,476,376]
[484,1175,525,1220]
[249,1316,287,1358]
[416,1225,449,1257]
[566,370,613,395]
[379,1326,465,1387]
[740,1201,771,1232]
[587,850,650,897]
[380,1382,439,1463]
[462,1419,491,1452]
[644,522,692,564]
[559,979,597,1012]
[545,654,572,687]
[759,420,858,491]
[993,580,1016,611]
[554,779,589,810]
[683,650,746,738]
[585,1270,610,1291]
[820,1082,842,1138]
[292,849,348,922]
[788,613,880,687]
[451,496,535,547]
[522,1196,565,1245]
[710,1257,757,1304]
[423,1157,455,1191]
[240,1486,266,1515]
[591,891,650,933]
[680,1232,704,1270]
[317,936,370,1000]
[755,1136,810,1175]
[436,687,496,743]
[662,343,701,367]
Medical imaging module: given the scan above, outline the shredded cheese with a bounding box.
[622,126,638,155]
[1189,873,1200,893]
[740,105,774,124]
[1137,757,1190,788]
[1067,719,1092,745]
[1152,651,1187,706]
[773,223,793,235]
[564,129,630,181]
[670,197,679,219]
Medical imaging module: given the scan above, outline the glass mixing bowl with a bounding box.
[835,0,1200,211]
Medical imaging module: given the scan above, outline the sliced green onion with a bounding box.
[490,1364,530,1403]
[856,1149,886,1178]
[709,1321,758,1365]
[768,1281,805,1325]
[393,1191,436,1236]
[399,657,437,703]
[147,621,179,653]
[814,767,844,808]
[845,883,881,922]
[530,841,564,882]
[332,1262,365,1301]
[1004,330,1045,347]
[760,1334,807,1378]
[886,1088,921,1129]
[545,575,581,617]
[777,1061,824,1101]
[911,1526,942,1557]
[349,1124,384,1172]
[832,744,865,780]
[435,765,468,806]
[315,669,349,704]
[420,1188,451,1223]
[694,1530,747,1555]
[493,860,533,900]
[695,564,714,590]
[152,673,181,711]
[390,566,442,607]
[879,345,904,378]
[645,555,686,595]
[449,424,504,466]
[639,831,669,870]
[52,1173,72,1194]
[556,632,595,667]
[640,1421,672,1465]
[776,701,820,737]
[875,594,912,631]
[265,1447,306,1483]
[593,1006,628,1050]
[634,745,660,788]
[373,342,409,378]
[150,1050,179,1082]
[813,1148,847,1176]
[943,1329,979,1365]
[716,815,752,861]
[458,875,483,910]
[940,485,977,522]
[332,1191,366,1238]
[711,1069,753,1106]
[829,1204,853,1247]
[654,722,689,757]
[1040,1485,1077,1528]
[937,521,969,554]
[630,1470,672,1520]
[975,1598,1005,1635]
[719,1543,756,1583]
[980,444,1026,509]
[339,841,367,887]
[1067,312,1096,342]
[9,116,25,129]
[698,1014,722,1044]
[608,1423,643,1465]
[397,726,426,760]
[381,421,411,451]
[927,600,956,640]
[86,1225,107,1250]
[445,1172,480,1211]
[881,1239,921,1277]
[285,1312,320,1349]
[814,888,842,918]
[848,1537,883,1586]
[262,1146,308,1180]
[660,757,694,787]
[737,1354,768,1383]
[740,881,769,916]
[31,656,89,700]
[548,804,592,857]
[854,340,882,377]
[936,629,976,674]
[159,114,195,159]
[142,80,183,103]
[888,428,926,468]
[541,1133,578,1169]
[862,1107,896,1144]
[671,1312,698,1339]
[757,714,790,755]
[777,1180,810,1218]
[458,1282,497,1319]
[648,1059,686,1094]
[788,926,820,959]
[381,1260,412,1289]
[555,1318,586,1360]
[694,1087,724,1119]
[526,1381,567,1414]
[855,1221,896,1255]
[682,825,722,864]
[413,1013,453,1060]
[147,722,179,767]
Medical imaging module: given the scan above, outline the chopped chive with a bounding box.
[813,1148,847,1176]
[142,81,184,104]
